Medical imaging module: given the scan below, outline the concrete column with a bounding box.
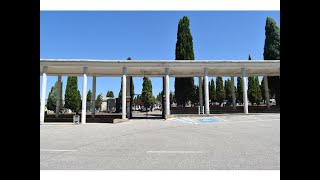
[165,68,170,116]
[122,67,127,119]
[264,76,270,109]
[162,77,165,118]
[81,67,88,124]
[126,76,131,119]
[204,68,210,114]
[92,76,96,118]
[40,66,48,124]
[198,77,203,113]
[55,76,62,118]
[242,68,248,114]
[231,76,236,110]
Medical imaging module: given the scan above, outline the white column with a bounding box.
[204,68,210,114]
[264,76,270,109]
[165,68,170,116]
[92,76,96,118]
[122,67,127,119]
[81,67,88,124]
[40,66,48,124]
[198,77,203,113]
[231,76,236,110]
[55,76,62,118]
[242,68,248,114]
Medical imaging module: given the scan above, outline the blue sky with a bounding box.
[40,11,280,100]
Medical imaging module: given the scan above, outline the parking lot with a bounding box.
[40,113,280,170]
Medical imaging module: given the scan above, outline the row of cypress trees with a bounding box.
[174,16,279,106]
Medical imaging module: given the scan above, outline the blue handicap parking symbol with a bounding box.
[196,118,219,123]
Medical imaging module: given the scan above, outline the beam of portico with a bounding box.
[40,73,281,78]
[40,60,280,77]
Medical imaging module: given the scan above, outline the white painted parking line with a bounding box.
[147,151,204,154]
[40,149,77,152]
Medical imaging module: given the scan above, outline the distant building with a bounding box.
[101,97,116,113]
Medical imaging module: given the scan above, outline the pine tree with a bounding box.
[237,77,243,104]
[264,17,280,105]
[174,16,195,107]
[216,77,225,105]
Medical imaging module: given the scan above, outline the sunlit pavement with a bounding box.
[40,113,280,170]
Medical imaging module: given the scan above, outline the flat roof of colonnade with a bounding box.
[40,59,280,77]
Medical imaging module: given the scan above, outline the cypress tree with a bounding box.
[46,81,63,111]
[156,91,163,103]
[208,80,211,102]
[260,77,271,103]
[248,77,255,105]
[174,16,195,107]
[224,79,232,103]
[127,57,134,97]
[216,77,225,105]
[254,77,262,105]
[95,93,103,111]
[87,90,92,102]
[190,85,198,106]
[260,77,265,101]
[209,79,216,104]
[141,77,153,110]
[65,77,81,112]
[264,17,280,105]
[77,89,82,111]
[237,77,243,104]
[249,82,263,105]
[248,55,263,105]
[106,90,114,98]
[248,55,256,105]
[46,86,54,111]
